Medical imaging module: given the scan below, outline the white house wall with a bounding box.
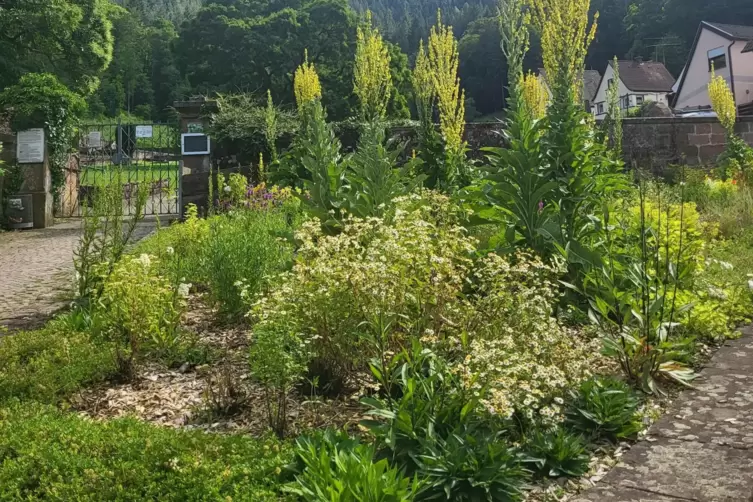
[592,64,668,118]
[731,40,753,106]
[675,28,734,110]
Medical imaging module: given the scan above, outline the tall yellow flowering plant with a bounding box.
[294,50,322,112]
[428,11,465,159]
[354,11,392,122]
[520,71,548,120]
[412,40,434,126]
[498,0,530,105]
[709,68,753,181]
[528,0,598,103]
[708,69,736,135]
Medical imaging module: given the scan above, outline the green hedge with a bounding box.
[0,402,292,501]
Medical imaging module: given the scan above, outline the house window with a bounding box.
[607,78,614,89]
[597,103,605,115]
[636,95,644,105]
[621,95,630,109]
[708,47,727,71]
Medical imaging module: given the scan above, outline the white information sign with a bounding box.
[135,125,153,138]
[16,128,45,164]
[87,131,102,148]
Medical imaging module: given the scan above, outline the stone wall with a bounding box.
[457,117,753,169]
[619,117,753,169]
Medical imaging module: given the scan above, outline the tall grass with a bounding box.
[205,209,296,318]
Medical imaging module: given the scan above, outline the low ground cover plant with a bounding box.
[0,324,116,405]
[0,401,292,501]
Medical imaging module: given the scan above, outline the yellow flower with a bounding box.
[294,49,322,111]
[354,11,392,121]
[520,71,548,120]
[412,40,434,119]
[427,10,465,154]
[528,0,598,103]
[708,68,736,134]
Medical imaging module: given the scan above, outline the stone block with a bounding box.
[694,123,713,134]
[710,123,727,135]
[699,144,727,161]
[742,132,753,146]
[710,133,726,145]
[30,191,54,229]
[688,134,710,146]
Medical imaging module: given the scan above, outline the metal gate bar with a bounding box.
[57,119,180,217]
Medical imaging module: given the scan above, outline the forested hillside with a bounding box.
[3,0,753,123]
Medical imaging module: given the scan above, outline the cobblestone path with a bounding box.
[0,218,165,330]
[575,326,753,502]
[0,220,81,329]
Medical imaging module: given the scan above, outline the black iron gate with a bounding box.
[58,120,181,217]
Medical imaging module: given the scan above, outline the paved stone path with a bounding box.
[0,217,167,330]
[575,326,753,502]
[0,220,82,329]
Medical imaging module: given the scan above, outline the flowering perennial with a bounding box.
[354,11,392,121]
[294,50,322,111]
[251,193,601,423]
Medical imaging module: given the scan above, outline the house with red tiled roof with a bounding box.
[673,22,753,114]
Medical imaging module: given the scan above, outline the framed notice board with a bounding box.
[181,133,210,155]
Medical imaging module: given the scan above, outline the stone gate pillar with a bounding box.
[173,97,217,217]
[11,128,54,228]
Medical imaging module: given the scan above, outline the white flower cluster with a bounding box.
[252,192,601,421]
[453,252,599,423]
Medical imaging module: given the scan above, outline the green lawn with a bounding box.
[80,162,179,188]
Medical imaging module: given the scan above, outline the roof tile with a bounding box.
[611,60,675,93]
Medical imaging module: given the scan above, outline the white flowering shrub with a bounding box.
[101,254,186,377]
[251,191,602,428]
[455,252,601,422]
[252,191,475,387]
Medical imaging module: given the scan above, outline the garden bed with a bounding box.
[71,296,364,436]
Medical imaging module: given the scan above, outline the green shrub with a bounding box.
[0,326,115,405]
[702,185,753,238]
[0,401,291,501]
[252,192,600,429]
[251,191,475,389]
[361,345,528,502]
[566,377,641,441]
[249,314,310,437]
[414,431,526,502]
[286,429,423,502]
[100,254,186,377]
[207,207,297,317]
[523,428,590,478]
[134,204,210,287]
[459,252,600,422]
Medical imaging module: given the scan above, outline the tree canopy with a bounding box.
[4,0,753,123]
[0,0,115,95]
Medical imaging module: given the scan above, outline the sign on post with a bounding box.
[16,129,45,164]
[87,131,102,148]
[135,125,153,138]
[181,133,210,155]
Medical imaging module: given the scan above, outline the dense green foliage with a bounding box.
[0,0,114,94]
[0,323,116,405]
[2,1,753,500]
[5,0,753,122]
[0,401,291,501]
